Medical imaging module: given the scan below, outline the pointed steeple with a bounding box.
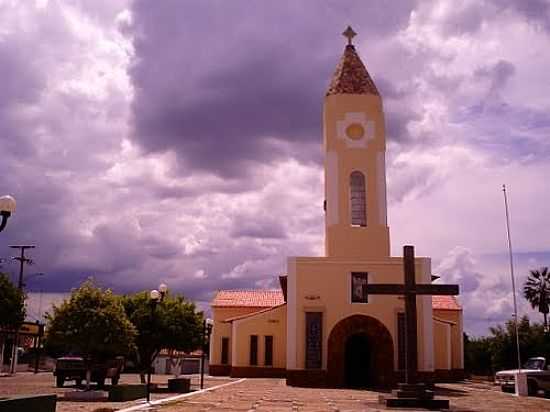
[326,26,379,96]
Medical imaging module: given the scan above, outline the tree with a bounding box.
[463,316,550,378]
[0,273,25,330]
[464,333,493,376]
[0,273,25,369]
[488,316,550,371]
[45,279,136,388]
[523,267,550,331]
[121,291,203,382]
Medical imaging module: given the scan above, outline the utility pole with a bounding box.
[502,185,521,373]
[8,244,35,375]
[10,245,35,290]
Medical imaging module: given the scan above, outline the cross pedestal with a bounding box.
[366,245,459,410]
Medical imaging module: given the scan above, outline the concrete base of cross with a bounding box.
[379,383,450,410]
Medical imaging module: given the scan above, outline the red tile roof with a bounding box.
[211,289,285,308]
[432,295,461,311]
[212,289,461,311]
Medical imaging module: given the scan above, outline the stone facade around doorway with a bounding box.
[327,315,393,388]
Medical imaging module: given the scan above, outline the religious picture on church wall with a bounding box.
[351,272,368,303]
[305,312,322,369]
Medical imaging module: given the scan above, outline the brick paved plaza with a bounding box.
[0,372,233,412]
[3,373,550,411]
[158,378,550,412]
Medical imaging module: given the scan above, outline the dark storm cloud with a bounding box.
[438,0,550,36]
[0,37,44,158]
[497,0,550,31]
[3,0,549,325]
[230,217,287,240]
[452,59,550,163]
[128,0,415,178]
[474,60,516,94]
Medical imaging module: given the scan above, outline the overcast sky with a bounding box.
[1,0,549,336]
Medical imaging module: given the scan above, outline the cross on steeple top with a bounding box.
[342,26,357,45]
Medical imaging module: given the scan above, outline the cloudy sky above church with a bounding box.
[1,0,549,336]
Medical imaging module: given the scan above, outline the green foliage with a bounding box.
[121,291,203,373]
[465,316,550,376]
[45,279,136,361]
[489,316,550,371]
[523,267,550,329]
[0,272,25,330]
[464,333,493,376]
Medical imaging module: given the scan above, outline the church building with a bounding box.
[208,28,463,388]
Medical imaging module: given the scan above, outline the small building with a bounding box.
[209,28,463,388]
[152,349,206,375]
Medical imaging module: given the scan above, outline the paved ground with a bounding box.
[0,372,234,412]
[3,374,550,411]
[157,379,550,412]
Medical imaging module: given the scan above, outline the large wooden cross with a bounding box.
[365,245,459,385]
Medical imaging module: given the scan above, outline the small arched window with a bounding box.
[350,171,366,226]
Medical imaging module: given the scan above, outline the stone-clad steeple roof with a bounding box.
[326,44,379,96]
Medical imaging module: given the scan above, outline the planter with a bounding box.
[0,394,56,412]
[108,384,147,402]
[168,377,191,393]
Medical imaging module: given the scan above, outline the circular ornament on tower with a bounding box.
[345,123,365,140]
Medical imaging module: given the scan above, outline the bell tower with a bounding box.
[323,27,390,259]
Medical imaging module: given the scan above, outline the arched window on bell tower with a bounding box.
[350,171,367,227]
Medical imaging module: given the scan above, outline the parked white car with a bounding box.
[495,357,550,396]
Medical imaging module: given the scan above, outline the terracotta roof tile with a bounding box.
[211,289,284,308]
[432,295,461,311]
[326,45,379,96]
[213,289,461,311]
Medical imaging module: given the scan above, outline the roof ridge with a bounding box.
[217,288,282,292]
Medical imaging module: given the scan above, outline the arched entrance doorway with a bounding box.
[327,314,394,388]
[345,333,370,387]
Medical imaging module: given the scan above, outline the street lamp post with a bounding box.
[0,195,16,233]
[146,283,168,403]
[200,318,213,390]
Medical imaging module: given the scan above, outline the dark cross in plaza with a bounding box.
[365,245,459,388]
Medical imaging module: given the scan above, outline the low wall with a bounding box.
[108,384,147,402]
[209,364,231,376]
[0,394,56,412]
[230,367,286,378]
[211,365,464,387]
[286,369,328,387]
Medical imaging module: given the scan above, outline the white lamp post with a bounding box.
[146,283,168,403]
[0,195,16,232]
[150,289,160,302]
